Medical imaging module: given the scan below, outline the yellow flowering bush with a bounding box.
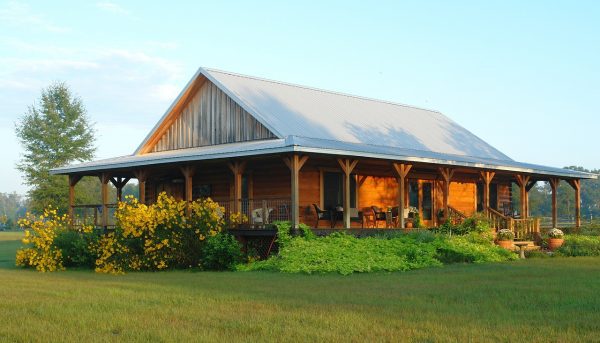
[95,192,227,274]
[16,207,97,272]
[16,208,67,272]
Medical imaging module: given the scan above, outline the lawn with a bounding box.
[1,232,599,342]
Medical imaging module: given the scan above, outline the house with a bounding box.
[51,67,595,238]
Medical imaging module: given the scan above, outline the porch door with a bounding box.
[408,180,434,227]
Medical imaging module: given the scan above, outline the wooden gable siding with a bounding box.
[151,80,276,152]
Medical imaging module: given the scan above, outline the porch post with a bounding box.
[337,158,359,228]
[549,178,560,228]
[99,173,110,227]
[479,171,495,210]
[109,177,131,202]
[134,170,147,204]
[68,175,82,224]
[181,166,196,215]
[228,161,246,213]
[283,155,309,229]
[438,167,455,221]
[515,174,530,218]
[392,163,412,228]
[568,179,581,229]
[525,180,537,217]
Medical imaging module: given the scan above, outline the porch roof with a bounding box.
[51,136,596,180]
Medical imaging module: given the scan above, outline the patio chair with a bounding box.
[252,207,273,226]
[349,208,364,228]
[371,206,387,228]
[313,204,333,228]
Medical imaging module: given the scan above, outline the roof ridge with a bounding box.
[203,67,443,114]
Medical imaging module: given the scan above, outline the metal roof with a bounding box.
[136,67,511,161]
[51,67,595,180]
[51,135,595,179]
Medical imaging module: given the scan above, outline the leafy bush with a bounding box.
[53,229,99,268]
[556,235,600,256]
[242,222,517,275]
[15,208,95,272]
[201,233,242,270]
[435,235,518,264]
[18,193,236,274]
[94,193,226,273]
[457,213,491,235]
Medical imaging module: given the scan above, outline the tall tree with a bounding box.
[15,82,96,214]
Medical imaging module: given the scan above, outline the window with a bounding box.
[323,172,356,210]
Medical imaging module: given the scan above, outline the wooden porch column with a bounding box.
[109,177,131,202]
[439,167,455,220]
[515,174,530,218]
[479,171,496,210]
[283,155,309,229]
[180,166,196,203]
[181,166,196,215]
[99,173,110,227]
[337,158,359,228]
[549,178,560,228]
[525,180,537,217]
[392,163,412,228]
[134,170,147,204]
[68,175,82,224]
[568,179,581,229]
[228,161,246,213]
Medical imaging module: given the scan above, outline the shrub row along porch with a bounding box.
[68,153,582,239]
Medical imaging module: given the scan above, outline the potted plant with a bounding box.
[547,228,564,251]
[496,229,514,249]
[405,207,419,228]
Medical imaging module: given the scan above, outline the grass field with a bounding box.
[1,232,599,342]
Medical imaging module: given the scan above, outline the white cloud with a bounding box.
[96,2,129,15]
[0,1,69,33]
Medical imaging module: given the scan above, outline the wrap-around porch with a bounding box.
[68,153,583,241]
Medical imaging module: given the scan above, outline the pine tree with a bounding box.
[16,82,96,214]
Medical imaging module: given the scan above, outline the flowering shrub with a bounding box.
[548,228,564,239]
[94,193,226,274]
[16,207,96,272]
[497,229,514,241]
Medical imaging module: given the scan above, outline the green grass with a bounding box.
[1,232,599,342]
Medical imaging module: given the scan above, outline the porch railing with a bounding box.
[212,197,292,228]
[71,197,291,229]
[447,205,467,225]
[485,208,540,240]
[71,204,117,227]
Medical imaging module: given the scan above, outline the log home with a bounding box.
[51,67,595,239]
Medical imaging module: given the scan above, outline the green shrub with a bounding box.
[242,223,517,275]
[53,230,99,268]
[201,233,243,270]
[556,235,600,256]
[435,235,517,264]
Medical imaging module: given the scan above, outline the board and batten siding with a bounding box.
[151,81,276,152]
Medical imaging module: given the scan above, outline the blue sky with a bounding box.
[0,1,598,194]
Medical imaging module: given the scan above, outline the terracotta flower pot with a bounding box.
[497,240,513,249]
[548,238,564,251]
[405,221,413,229]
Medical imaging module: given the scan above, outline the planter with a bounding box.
[497,240,513,249]
[405,221,413,229]
[547,238,564,251]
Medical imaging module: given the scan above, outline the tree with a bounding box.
[15,82,96,214]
